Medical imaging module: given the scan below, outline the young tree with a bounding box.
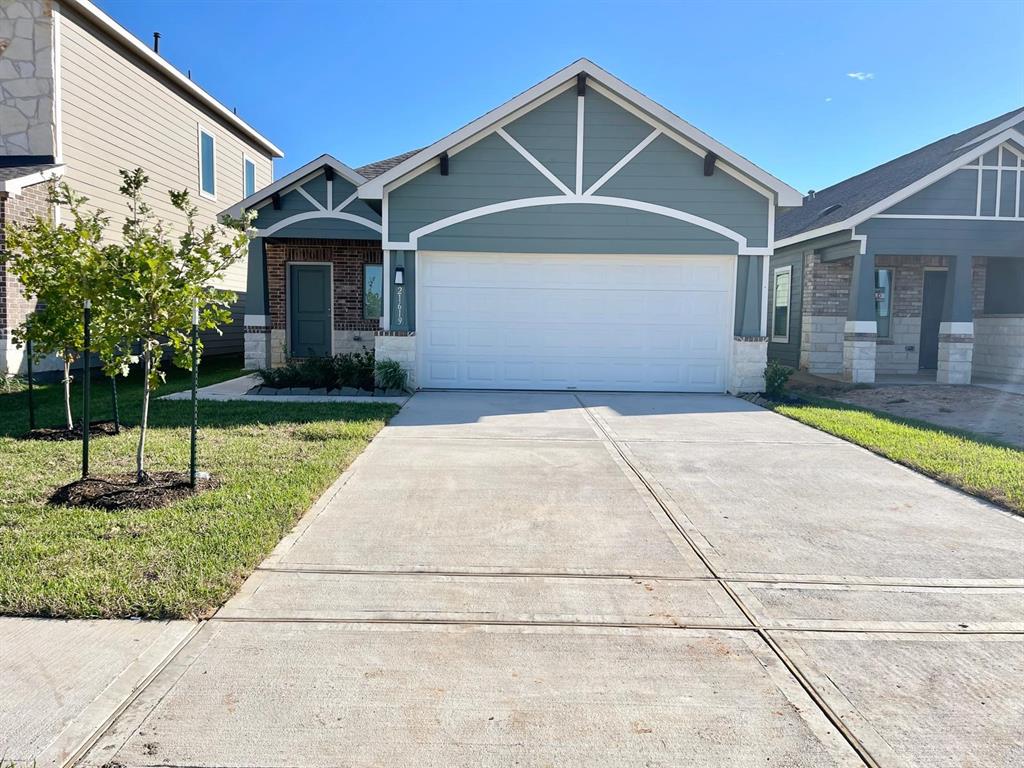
[4,184,109,430]
[101,169,252,483]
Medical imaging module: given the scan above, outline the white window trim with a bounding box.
[197,124,217,201]
[771,265,792,343]
[242,153,257,199]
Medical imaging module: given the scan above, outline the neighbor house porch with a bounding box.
[769,222,1024,385]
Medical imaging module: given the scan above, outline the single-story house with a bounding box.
[770,109,1024,385]
[224,59,803,393]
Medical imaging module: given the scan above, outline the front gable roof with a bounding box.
[356,59,803,206]
[776,107,1024,245]
[221,154,366,219]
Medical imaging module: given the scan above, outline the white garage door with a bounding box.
[417,252,734,392]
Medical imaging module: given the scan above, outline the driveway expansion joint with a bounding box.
[571,393,883,768]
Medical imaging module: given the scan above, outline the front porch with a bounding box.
[793,248,1023,386]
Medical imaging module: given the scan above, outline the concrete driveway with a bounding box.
[80,392,1024,767]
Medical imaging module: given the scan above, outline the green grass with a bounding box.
[770,395,1024,514]
[0,357,399,619]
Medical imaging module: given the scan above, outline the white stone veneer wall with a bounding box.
[973,317,1024,383]
[374,333,416,389]
[0,1,55,156]
[728,337,767,394]
[332,330,374,356]
[875,316,922,374]
[800,315,844,374]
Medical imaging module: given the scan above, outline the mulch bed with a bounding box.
[49,471,218,510]
[23,420,122,442]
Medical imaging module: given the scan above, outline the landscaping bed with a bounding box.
[760,393,1024,515]
[0,357,399,619]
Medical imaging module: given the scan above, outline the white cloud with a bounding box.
[847,72,875,81]
[825,97,833,102]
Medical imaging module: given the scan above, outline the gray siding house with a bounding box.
[227,59,802,393]
[0,0,280,375]
[770,109,1024,385]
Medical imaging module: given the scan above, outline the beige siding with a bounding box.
[56,5,273,293]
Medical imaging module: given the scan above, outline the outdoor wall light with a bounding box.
[394,266,405,285]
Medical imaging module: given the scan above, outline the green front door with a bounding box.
[289,264,331,358]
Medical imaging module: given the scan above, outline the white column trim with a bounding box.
[845,320,878,334]
[939,321,975,335]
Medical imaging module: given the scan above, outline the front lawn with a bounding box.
[0,358,398,619]
[769,396,1024,514]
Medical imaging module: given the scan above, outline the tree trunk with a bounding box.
[62,358,73,431]
[136,346,151,484]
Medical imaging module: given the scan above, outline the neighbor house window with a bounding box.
[874,268,893,338]
[364,264,383,320]
[243,156,256,197]
[198,127,216,198]
[772,266,791,342]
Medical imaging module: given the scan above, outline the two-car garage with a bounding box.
[416,252,735,392]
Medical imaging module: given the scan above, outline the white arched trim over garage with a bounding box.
[385,195,769,255]
[257,210,383,237]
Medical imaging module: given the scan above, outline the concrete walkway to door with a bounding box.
[81,392,1024,768]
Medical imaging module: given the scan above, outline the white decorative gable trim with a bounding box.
[776,127,1024,248]
[221,155,367,219]
[358,58,802,206]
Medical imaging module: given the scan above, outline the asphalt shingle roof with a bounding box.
[355,149,423,180]
[776,108,1024,241]
[0,162,60,183]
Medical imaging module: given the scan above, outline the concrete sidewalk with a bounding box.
[0,619,196,767]
[11,392,1024,767]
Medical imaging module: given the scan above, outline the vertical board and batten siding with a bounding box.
[58,6,274,296]
[767,246,804,368]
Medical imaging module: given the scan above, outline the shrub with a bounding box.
[255,350,377,391]
[1,374,27,394]
[375,358,409,392]
[334,350,375,390]
[764,359,794,399]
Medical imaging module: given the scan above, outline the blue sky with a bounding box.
[99,0,1022,193]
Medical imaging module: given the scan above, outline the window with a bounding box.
[198,126,216,198]
[874,268,893,338]
[772,266,791,342]
[364,264,383,320]
[243,156,256,197]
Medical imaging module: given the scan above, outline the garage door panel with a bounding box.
[418,253,733,392]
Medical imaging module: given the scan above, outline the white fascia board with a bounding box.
[0,165,65,194]
[220,155,367,218]
[955,109,1024,150]
[773,127,1024,249]
[358,58,803,206]
[62,0,282,158]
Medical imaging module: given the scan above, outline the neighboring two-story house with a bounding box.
[0,0,281,374]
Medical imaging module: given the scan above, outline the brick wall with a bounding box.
[264,238,383,334]
[803,252,851,317]
[0,181,52,341]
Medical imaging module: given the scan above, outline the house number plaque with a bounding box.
[395,285,404,325]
